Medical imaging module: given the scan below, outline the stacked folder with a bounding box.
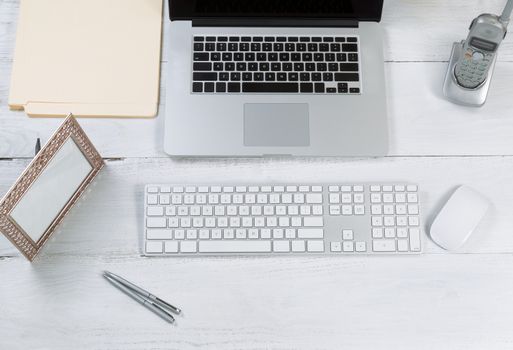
[9,0,163,118]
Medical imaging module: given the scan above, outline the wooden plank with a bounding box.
[1,156,512,257]
[1,0,513,63]
[2,61,513,158]
[0,253,512,349]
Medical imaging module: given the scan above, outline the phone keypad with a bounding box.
[455,48,492,89]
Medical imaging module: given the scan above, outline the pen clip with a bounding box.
[154,297,182,315]
[35,138,41,156]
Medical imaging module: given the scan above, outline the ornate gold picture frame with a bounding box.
[0,114,104,261]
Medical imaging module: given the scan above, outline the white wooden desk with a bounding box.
[1,1,513,349]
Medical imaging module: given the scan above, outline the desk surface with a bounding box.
[1,1,513,349]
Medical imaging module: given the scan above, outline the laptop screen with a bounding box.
[170,0,384,22]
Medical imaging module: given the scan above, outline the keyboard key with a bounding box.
[311,73,321,81]
[335,73,359,82]
[199,241,271,253]
[348,53,358,61]
[343,241,354,252]
[337,53,347,62]
[216,82,226,93]
[181,241,197,253]
[231,72,241,81]
[397,240,409,252]
[242,83,298,93]
[219,72,229,81]
[339,63,358,71]
[242,73,252,81]
[314,83,325,93]
[292,240,306,252]
[147,229,172,240]
[307,240,324,252]
[300,83,313,93]
[328,63,338,71]
[193,62,212,71]
[291,53,301,61]
[331,242,342,252]
[192,82,203,93]
[409,228,421,252]
[373,240,396,252]
[355,242,367,252]
[204,82,214,93]
[304,217,323,227]
[298,229,324,239]
[164,241,179,253]
[147,217,166,228]
[273,241,290,252]
[193,72,217,81]
[323,73,334,81]
[338,83,348,93]
[342,44,358,52]
[228,83,241,93]
[194,53,209,61]
[146,241,163,253]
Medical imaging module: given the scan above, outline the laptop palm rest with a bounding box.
[243,103,310,147]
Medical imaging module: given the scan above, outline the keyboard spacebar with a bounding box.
[243,83,298,93]
[199,241,272,253]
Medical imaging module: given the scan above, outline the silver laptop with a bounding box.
[164,0,388,157]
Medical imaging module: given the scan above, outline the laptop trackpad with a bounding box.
[244,103,310,147]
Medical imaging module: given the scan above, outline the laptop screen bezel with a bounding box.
[169,0,384,22]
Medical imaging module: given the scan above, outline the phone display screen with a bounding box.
[470,37,497,52]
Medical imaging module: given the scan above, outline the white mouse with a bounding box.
[430,185,491,251]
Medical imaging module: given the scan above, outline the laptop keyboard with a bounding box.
[192,36,361,94]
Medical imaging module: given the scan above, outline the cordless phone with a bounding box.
[443,0,512,106]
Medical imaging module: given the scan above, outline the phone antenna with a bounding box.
[500,0,513,26]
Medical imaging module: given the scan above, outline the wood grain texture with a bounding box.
[1,254,513,350]
[2,0,513,349]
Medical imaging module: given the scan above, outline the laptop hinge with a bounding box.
[191,18,359,28]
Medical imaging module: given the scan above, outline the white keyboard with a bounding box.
[143,184,422,256]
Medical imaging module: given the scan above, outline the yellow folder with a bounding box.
[9,0,163,118]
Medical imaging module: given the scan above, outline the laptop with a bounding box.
[164,0,388,157]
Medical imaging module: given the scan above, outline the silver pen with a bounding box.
[103,274,176,324]
[104,271,182,315]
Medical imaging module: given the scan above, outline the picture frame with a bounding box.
[0,114,104,261]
